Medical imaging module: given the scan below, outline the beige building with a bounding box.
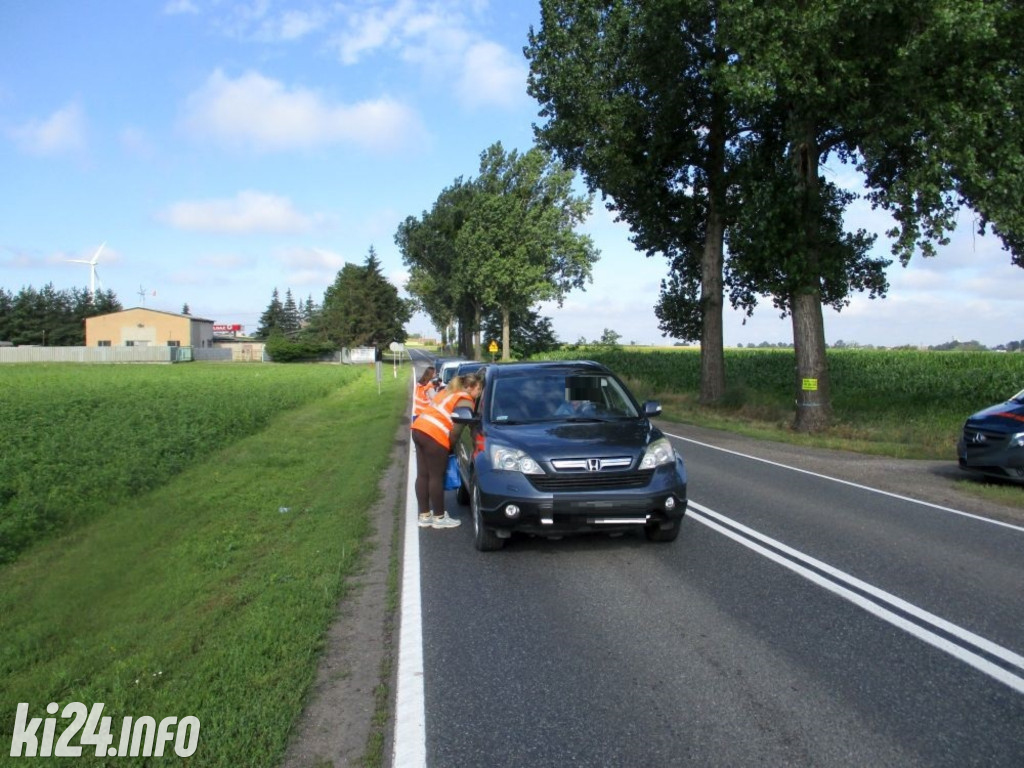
[85,308,215,349]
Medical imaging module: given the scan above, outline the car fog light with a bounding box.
[664,496,676,511]
[504,504,521,519]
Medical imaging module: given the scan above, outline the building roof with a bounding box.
[89,307,215,323]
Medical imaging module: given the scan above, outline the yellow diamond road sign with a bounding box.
[488,341,498,353]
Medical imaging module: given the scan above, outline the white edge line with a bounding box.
[392,394,427,765]
[666,431,1024,534]
[687,503,1024,695]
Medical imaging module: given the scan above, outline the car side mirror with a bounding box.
[452,405,479,424]
[643,401,662,417]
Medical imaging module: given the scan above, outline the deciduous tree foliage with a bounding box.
[527,0,738,404]
[395,178,480,357]
[397,143,597,361]
[528,0,1023,431]
[459,143,598,361]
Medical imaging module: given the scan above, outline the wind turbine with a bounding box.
[67,242,105,299]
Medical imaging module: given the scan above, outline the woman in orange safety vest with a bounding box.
[412,366,438,421]
[411,372,484,529]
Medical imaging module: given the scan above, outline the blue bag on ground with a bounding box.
[444,454,460,490]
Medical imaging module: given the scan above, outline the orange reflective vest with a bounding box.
[413,381,436,418]
[411,389,474,450]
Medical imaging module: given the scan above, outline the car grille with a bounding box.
[962,426,1009,448]
[529,469,655,492]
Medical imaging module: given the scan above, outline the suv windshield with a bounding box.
[489,371,640,423]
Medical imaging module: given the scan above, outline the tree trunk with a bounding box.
[791,291,831,431]
[473,302,482,360]
[501,305,512,361]
[789,117,832,432]
[699,202,726,405]
[458,314,472,358]
[699,76,728,405]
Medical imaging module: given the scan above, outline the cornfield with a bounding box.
[535,347,1024,418]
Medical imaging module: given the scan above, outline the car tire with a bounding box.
[471,483,504,551]
[644,519,680,543]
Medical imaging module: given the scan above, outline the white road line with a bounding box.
[392,425,427,763]
[688,501,1024,695]
[666,432,1024,533]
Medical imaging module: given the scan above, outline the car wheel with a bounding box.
[644,519,680,543]
[471,483,504,551]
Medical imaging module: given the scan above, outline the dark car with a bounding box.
[451,360,687,550]
[957,389,1024,482]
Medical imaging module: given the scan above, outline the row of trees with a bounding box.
[396,142,599,361]
[0,285,122,346]
[525,0,1023,431]
[253,248,412,355]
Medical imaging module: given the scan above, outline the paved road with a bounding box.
[398,354,1024,766]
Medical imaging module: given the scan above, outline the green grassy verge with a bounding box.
[1,366,408,767]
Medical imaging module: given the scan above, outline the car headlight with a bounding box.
[639,437,675,469]
[491,445,544,474]
[1011,432,1024,448]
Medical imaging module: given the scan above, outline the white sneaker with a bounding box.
[431,512,461,529]
[418,513,435,527]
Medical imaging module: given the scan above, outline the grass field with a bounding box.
[0,363,408,766]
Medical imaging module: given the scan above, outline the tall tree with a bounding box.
[281,289,301,335]
[396,178,480,357]
[317,247,411,348]
[527,0,738,403]
[530,0,1024,431]
[458,142,599,361]
[255,288,285,339]
[723,0,1022,430]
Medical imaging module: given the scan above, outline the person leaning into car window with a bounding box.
[411,372,483,530]
[412,366,438,422]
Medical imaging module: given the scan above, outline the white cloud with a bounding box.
[8,102,86,156]
[272,9,328,41]
[179,69,425,152]
[333,0,420,64]
[331,1,526,110]
[456,41,529,109]
[163,0,199,15]
[159,190,323,234]
[283,246,347,271]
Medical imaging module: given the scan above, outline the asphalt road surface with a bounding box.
[397,353,1024,767]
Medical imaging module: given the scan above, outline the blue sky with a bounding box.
[2,0,1021,348]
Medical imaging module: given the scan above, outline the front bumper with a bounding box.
[957,436,1024,481]
[474,456,688,535]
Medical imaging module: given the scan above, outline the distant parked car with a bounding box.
[451,360,687,550]
[436,359,466,387]
[957,389,1024,482]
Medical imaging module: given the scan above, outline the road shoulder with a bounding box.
[279,423,407,767]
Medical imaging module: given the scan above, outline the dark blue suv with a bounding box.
[451,361,687,550]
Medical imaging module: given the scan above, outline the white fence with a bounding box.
[0,346,232,364]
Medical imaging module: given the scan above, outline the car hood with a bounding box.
[489,419,658,460]
[966,400,1024,433]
